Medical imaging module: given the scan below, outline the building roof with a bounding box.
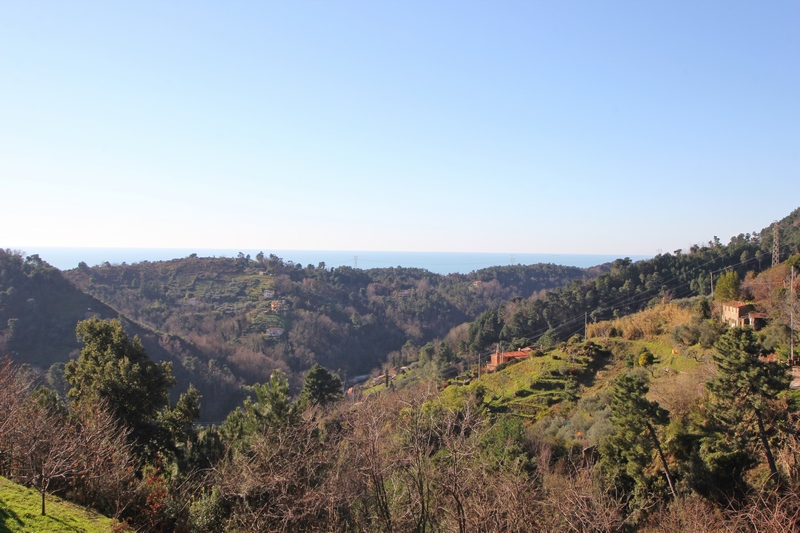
[723,301,749,308]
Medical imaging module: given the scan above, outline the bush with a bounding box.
[189,487,229,533]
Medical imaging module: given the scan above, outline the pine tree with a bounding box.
[704,327,789,483]
[64,318,176,461]
[601,373,676,498]
[300,364,342,408]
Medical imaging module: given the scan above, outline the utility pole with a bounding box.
[789,265,794,366]
[585,312,588,339]
[353,255,358,269]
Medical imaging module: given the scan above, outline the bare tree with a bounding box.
[542,461,627,532]
[727,487,800,533]
[216,407,343,532]
[14,400,79,515]
[0,357,33,477]
[0,358,135,517]
[71,400,136,518]
[640,493,726,533]
[392,387,440,533]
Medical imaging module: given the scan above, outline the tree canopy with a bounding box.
[64,317,176,459]
[703,327,789,483]
[300,364,343,408]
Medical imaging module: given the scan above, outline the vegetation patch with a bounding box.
[0,476,123,533]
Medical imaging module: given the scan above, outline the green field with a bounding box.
[0,477,124,533]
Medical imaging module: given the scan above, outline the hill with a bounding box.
[458,207,800,357]
[2,215,799,530]
[0,249,594,421]
[0,476,124,533]
[2,207,797,423]
[191,289,797,531]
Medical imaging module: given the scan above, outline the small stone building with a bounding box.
[721,301,768,329]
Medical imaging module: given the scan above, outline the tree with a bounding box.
[300,364,342,408]
[0,357,32,441]
[714,271,741,301]
[220,371,297,447]
[159,384,202,448]
[14,399,79,516]
[64,318,176,460]
[637,348,655,368]
[703,327,789,484]
[70,400,136,519]
[601,373,676,499]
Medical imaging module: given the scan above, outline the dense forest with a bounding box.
[1,207,799,532]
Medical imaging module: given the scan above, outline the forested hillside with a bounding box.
[1,207,799,531]
[462,207,800,355]
[62,256,592,389]
[0,249,593,420]
[0,252,117,366]
[2,266,798,531]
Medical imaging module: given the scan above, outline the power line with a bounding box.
[518,248,765,345]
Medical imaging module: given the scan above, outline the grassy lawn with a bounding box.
[0,477,124,533]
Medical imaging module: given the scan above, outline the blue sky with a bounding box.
[1,1,798,256]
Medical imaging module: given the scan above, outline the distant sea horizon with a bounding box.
[15,247,652,275]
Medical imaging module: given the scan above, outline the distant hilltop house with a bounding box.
[472,280,483,287]
[485,346,532,372]
[721,301,768,329]
[270,300,288,312]
[371,366,406,385]
[263,289,275,298]
[265,327,284,337]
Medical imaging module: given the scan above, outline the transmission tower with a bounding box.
[354,255,358,269]
[772,223,780,267]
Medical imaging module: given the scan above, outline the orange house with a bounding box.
[485,346,530,372]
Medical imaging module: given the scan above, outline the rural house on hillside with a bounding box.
[721,301,768,329]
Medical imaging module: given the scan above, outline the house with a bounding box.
[265,327,284,337]
[263,289,275,298]
[485,346,529,372]
[721,301,749,327]
[721,301,768,329]
[271,300,288,312]
[370,367,403,385]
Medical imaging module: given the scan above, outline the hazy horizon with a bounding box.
[14,246,652,275]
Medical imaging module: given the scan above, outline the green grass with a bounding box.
[0,477,124,533]
[433,352,587,417]
[442,334,711,420]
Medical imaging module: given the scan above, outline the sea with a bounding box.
[17,248,651,275]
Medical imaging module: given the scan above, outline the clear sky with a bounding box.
[1,1,798,256]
